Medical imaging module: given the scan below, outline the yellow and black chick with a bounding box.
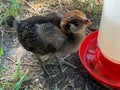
[9,10,92,76]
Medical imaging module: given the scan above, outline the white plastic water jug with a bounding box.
[98,0,120,64]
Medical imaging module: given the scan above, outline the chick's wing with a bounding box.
[36,22,66,51]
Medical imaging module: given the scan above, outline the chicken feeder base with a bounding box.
[78,31,120,89]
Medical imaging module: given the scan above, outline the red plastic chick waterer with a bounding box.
[78,0,120,89]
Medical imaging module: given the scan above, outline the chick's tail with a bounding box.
[6,16,21,28]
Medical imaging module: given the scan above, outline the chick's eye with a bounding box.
[71,19,79,26]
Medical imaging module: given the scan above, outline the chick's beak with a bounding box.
[83,19,92,25]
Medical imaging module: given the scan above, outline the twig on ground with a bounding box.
[0,76,11,82]
[24,0,37,11]
[30,85,36,90]
[39,83,45,90]
[6,57,41,67]
[24,0,40,15]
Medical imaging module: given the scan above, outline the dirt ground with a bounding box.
[0,0,113,90]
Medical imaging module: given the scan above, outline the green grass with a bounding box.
[0,0,20,25]
[12,54,23,80]
[0,54,29,90]
[54,84,60,90]
[73,0,103,15]
[0,30,3,63]
[13,69,28,90]
[0,0,29,89]
[0,47,3,63]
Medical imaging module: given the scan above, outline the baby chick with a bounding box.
[13,10,92,75]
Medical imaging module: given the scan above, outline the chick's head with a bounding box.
[61,10,92,34]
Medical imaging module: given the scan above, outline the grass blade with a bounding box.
[10,0,19,8]
[0,30,3,63]
[12,69,29,90]
[0,47,3,56]
[12,53,23,79]
[24,86,28,90]
[0,47,3,63]
[0,83,4,90]
[54,84,59,90]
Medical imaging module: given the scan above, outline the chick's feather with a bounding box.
[16,15,65,55]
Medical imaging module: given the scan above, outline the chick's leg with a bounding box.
[35,54,60,76]
[54,55,77,73]
[35,54,50,76]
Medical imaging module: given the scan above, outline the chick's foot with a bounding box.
[35,54,59,77]
[54,55,77,73]
[40,61,62,77]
